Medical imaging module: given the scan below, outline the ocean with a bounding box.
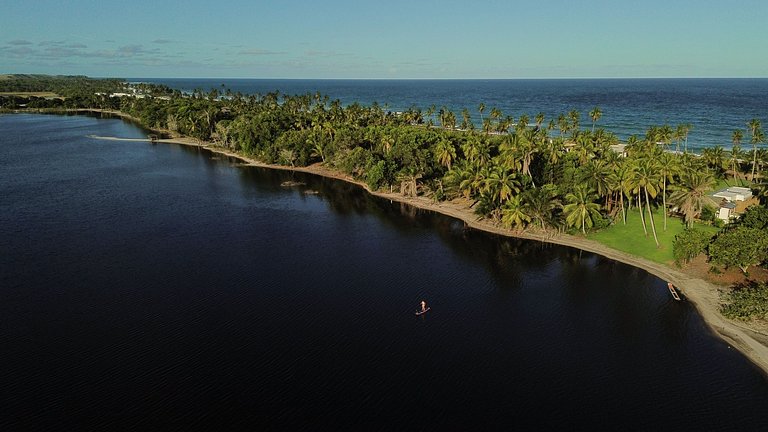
[137,78,768,153]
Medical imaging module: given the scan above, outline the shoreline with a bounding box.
[44,109,768,377]
[158,137,768,377]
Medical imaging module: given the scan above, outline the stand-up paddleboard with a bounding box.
[415,307,431,316]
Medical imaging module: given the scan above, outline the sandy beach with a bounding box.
[79,112,768,377]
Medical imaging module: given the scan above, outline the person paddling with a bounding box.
[420,300,427,313]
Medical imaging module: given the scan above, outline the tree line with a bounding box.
[2,75,768,299]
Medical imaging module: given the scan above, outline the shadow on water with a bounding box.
[235,164,567,288]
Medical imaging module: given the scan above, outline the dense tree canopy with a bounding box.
[3,74,768,277]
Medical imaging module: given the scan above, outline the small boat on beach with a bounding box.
[668,282,681,301]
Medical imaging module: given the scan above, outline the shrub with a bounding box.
[673,228,713,266]
[720,281,768,321]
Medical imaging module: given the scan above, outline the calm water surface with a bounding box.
[2,114,768,430]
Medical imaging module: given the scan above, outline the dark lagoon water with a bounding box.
[2,113,768,431]
[138,78,768,153]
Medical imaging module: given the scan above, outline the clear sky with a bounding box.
[1,0,766,79]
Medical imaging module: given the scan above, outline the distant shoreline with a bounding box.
[21,108,768,377]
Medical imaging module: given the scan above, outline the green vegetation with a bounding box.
[672,228,715,266]
[589,207,718,264]
[721,281,768,321]
[0,74,123,97]
[2,74,767,290]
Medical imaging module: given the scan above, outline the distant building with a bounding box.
[713,186,753,203]
[717,201,737,223]
[711,186,756,223]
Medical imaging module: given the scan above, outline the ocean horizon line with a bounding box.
[122,76,768,82]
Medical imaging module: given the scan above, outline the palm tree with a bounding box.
[628,158,662,247]
[501,131,538,187]
[732,129,743,146]
[653,124,674,151]
[573,131,595,165]
[656,151,679,231]
[482,165,521,207]
[445,110,457,130]
[523,184,561,230]
[729,143,744,182]
[478,103,486,125]
[747,118,764,182]
[607,163,632,225]
[460,108,473,130]
[668,170,716,227]
[577,158,612,208]
[489,107,502,124]
[758,148,768,180]
[682,124,691,152]
[516,114,529,133]
[568,110,581,132]
[482,118,493,135]
[557,113,569,137]
[676,123,692,153]
[543,137,564,183]
[444,162,481,199]
[703,146,728,176]
[434,138,456,170]
[589,106,602,133]
[563,185,601,235]
[501,195,531,230]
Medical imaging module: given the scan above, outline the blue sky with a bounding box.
[1,0,766,78]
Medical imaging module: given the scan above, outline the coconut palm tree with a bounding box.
[515,114,529,133]
[557,113,569,137]
[501,195,531,230]
[460,108,473,130]
[668,170,716,227]
[656,151,679,231]
[653,124,674,151]
[523,184,561,230]
[589,106,602,133]
[489,107,502,125]
[482,118,493,135]
[701,145,727,178]
[607,163,632,225]
[446,162,484,199]
[628,157,662,247]
[434,138,456,170]
[732,129,743,147]
[482,165,521,207]
[577,158,612,208]
[563,185,601,235]
[747,118,764,182]
[676,123,692,153]
[728,143,744,182]
[572,131,595,165]
[568,110,581,132]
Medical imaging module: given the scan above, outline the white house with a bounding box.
[717,201,737,222]
[713,186,753,203]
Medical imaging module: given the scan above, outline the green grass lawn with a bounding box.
[588,207,720,264]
